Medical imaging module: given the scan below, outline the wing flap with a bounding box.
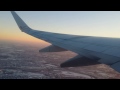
[110,62,120,72]
[39,45,67,52]
[61,55,100,67]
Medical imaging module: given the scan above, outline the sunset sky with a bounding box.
[1,11,120,44]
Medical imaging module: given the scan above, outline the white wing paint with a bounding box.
[11,11,120,73]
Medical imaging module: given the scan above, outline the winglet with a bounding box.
[11,11,31,32]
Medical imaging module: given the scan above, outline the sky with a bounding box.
[1,11,120,44]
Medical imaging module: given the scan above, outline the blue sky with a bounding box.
[1,11,120,42]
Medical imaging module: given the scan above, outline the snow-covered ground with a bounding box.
[0,41,120,79]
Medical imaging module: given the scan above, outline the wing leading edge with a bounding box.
[11,11,120,73]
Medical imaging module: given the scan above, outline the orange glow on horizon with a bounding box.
[0,30,48,45]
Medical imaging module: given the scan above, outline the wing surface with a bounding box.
[11,11,120,73]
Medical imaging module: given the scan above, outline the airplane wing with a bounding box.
[11,11,120,73]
